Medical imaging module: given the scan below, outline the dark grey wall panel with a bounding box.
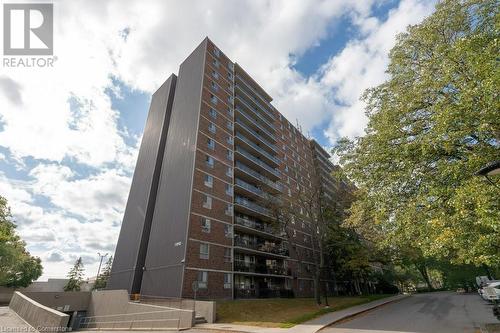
[141,39,207,297]
[108,75,177,293]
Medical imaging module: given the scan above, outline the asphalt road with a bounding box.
[323,291,498,333]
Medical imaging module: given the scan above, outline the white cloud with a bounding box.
[321,0,436,141]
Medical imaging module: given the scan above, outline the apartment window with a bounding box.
[225,184,233,196]
[224,273,232,289]
[228,72,233,80]
[212,70,219,79]
[207,138,215,150]
[226,167,233,177]
[293,230,297,238]
[204,174,214,188]
[198,271,208,289]
[228,62,234,70]
[208,122,216,133]
[226,121,233,131]
[227,107,233,117]
[227,136,233,145]
[304,235,308,243]
[211,81,219,92]
[224,248,232,263]
[213,59,220,68]
[210,94,218,104]
[209,108,217,119]
[224,224,233,237]
[227,96,233,104]
[201,218,211,233]
[203,195,212,209]
[227,150,233,161]
[206,155,214,168]
[199,243,209,260]
[225,204,233,217]
[285,165,289,172]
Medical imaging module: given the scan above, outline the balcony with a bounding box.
[235,94,275,131]
[235,119,277,154]
[234,260,290,276]
[235,132,280,166]
[234,287,294,299]
[235,107,276,142]
[234,215,284,237]
[235,146,280,180]
[234,195,272,220]
[234,235,289,257]
[235,161,282,194]
[235,178,266,200]
[234,81,275,122]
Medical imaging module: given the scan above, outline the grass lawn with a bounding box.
[216,294,393,328]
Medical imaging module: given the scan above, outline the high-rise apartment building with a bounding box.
[108,38,342,299]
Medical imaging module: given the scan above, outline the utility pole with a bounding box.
[96,252,108,281]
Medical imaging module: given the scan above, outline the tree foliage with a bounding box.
[64,257,85,291]
[335,0,500,267]
[93,256,113,290]
[0,195,43,287]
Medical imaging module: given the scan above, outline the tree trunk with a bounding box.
[415,263,434,291]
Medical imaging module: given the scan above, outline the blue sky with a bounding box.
[0,0,436,279]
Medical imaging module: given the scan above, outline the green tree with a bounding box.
[335,0,500,268]
[93,256,112,290]
[0,195,43,287]
[64,257,85,291]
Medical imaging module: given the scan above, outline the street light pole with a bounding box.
[96,252,108,282]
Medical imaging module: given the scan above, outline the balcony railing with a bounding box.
[235,216,283,236]
[234,196,272,217]
[235,74,275,119]
[235,161,282,193]
[233,288,294,299]
[235,81,275,121]
[235,132,280,165]
[235,108,276,141]
[235,119,277,153]
[235,178,265,198]
[235,95,275,131]
[234,235,289,256]
[234,261,290,276]
[235,147,280,178]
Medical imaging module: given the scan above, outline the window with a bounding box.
[210,94,218,104]
[208,122,216,133]
[227,96,233,104]
[293,230,297,238]
[212,70,219,79]
[225,184,233,196]
[227,150,233,161]
[214,47,220,57]
[226,121,233,131]
[206,155,214,168]
[227,107,233,117]
[211,81,218,92]
[225,204,233,217]
[226,167,233,177]
[224,224,233,238]
[209,108,217,119]
[224,248,232,263]
[201,218,211,233]
[228,62,234,70]
[213,59,220,67]
[228,72,233,80]
[203,195,212,209]
[198,271,208,289]
[200,243,209,259]
[204,174,213,188]
[224,273,232,289]
[207,138,215,150]
[226,136,233,145]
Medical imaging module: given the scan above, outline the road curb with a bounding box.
[314,294,410,332]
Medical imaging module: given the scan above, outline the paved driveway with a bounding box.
[323,291,498,333]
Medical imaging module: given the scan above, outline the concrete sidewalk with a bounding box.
[195,294,409,333]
